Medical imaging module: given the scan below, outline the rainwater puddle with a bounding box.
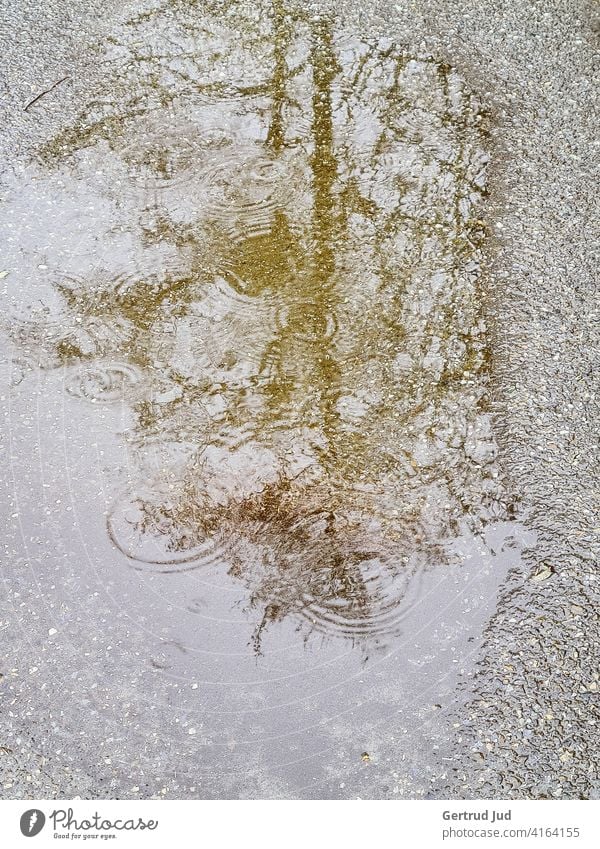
[0,0,533,796]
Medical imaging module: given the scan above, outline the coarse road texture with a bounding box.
[0,0,598,799]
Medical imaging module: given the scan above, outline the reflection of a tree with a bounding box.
[20,0,496,650]
[258,11,343,457]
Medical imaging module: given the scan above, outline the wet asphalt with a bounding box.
[0,0,598,799]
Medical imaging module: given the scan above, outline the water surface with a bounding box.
[0,0,531,797]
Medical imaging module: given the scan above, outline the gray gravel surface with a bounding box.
[0,0,598,799]
[389,0,600,800]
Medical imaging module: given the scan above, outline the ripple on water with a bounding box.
[197,148,291,242]
[275,300,338,343]
[28,0,496,650]
[107,481,228,573]
[195,274,281,381]
[125,129,210,191]
[65,360,143,404]
[222,487,432,645]
[297,552,424,640]
[208,272,280,315]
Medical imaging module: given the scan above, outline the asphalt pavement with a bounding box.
[0,0,598,799]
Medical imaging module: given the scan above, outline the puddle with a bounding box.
[0,0,532,796]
